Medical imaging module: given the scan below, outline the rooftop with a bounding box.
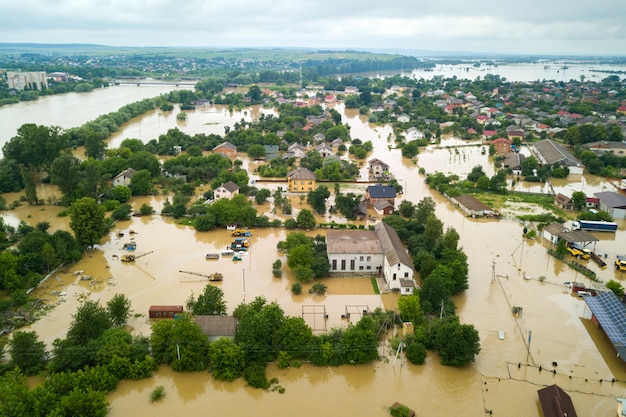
[583,292,626,360]
[326,230,382,254]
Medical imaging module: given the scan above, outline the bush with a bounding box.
[139,203,154,216]
[150,385,166,402]
[309,282,327,295]
[291,283,302,294]
[285,218,297,229]
[243,362,270,389]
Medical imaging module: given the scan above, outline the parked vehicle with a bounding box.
[221,249,235,256]
[567,243,591,259]
[571,220,618,232]
[231,229,251,237]
[616,256,626,271]
[233,238,250,247]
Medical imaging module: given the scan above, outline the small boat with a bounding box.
[205,253,219,260]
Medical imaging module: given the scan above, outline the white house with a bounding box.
[326,222,416,295]
[112,168,137,187]
[213,181,240,201]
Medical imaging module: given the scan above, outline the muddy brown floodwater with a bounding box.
[3,90,626,416]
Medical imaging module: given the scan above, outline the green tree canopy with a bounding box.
[186,284,227,315]
[69,197,106,249]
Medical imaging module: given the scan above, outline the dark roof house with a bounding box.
[537,384,578,417]
[194,315,238,342]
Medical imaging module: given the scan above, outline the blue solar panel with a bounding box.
[584,292,626,359]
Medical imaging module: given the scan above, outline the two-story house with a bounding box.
[213,181,240,201]
[112,168,137,187]
[213,141,237,158]
[366,184,396,207]
[326,222,416,295]
[287,167,316,193]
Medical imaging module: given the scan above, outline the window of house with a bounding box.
[366,266,371,270]
[404,272,409,278]
[359,256,364,261]
[397,263,401,270]
[367,256,371,262]
[393,273,397,280]
[332,259,337,270]
[156,312,161,317]
[341,259,346,270]
[350,259,355,270]
[359,266,364,270]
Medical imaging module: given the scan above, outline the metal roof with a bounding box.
[558,230,598,244]
[326,230,382,254]
[594,191,626,209]
[584,292,626,360]
[537,384,578,417]
[367,184,396,199]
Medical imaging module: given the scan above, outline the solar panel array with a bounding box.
[584,292,626,358]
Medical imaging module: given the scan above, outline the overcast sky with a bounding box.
[2,0,625,56]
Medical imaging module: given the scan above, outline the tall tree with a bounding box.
[69,197,106,249]
[296,209,317,229]
[9,331,47,374]
[107,293,132,327]
[186,284,227,315]
[307,185,330,215]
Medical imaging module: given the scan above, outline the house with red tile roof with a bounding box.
[491,137,512,155]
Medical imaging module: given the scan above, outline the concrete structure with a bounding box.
[326,222,416,295]
[214,181,240,201]
[594,191,626,219]
[212,141,237,158]
[7,71,48,91]
[316,143,333,158]
[287,167,316,193]
[583,140,626,156]
[112,168,137,187]
[283,143,306,159]
[368,158,390,179]
[194,315,237,342]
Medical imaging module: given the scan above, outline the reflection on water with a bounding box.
[7,93,626,417]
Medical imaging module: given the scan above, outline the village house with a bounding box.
[537,384,578,417]
[368,158,390,179]
[283,143,306,159]
[312,133,326,143]
[542,222,567,244]
[263,145,279,161]
[316,143,333,158]
[287,167,316,193]
[491,137,512,156]
[365,184,396,208]
[373,200,395,216]
[502,152,525,174]
[554,193,573,211]
[213,181,240,201]
[405,127,425,141]
[531,139,585,175]
[213,141,237,158]
[326,222,416,295]
[451,195,495,218]
[397,113,410,123]
[507,130,525,142]
[583,140,626,156]
[112,168,137,187]
[194,315,238,342]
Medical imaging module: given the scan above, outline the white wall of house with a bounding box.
[381,258,414,291]
[113,176,131,187]
[328,253,384,274]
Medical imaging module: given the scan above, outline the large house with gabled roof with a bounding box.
[287,167,316,193]
[326,222,416,295]
[531,139,584,175]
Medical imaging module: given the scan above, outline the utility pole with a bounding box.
[491,259,496,282]
[526,330,532,363]
[242,269,246,303]
[439,300,445,320]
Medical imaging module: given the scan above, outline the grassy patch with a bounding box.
[371,277,380,294]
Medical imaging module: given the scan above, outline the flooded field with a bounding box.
[2,95,626,416]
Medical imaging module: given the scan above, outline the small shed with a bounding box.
[542,222,566,244]
[373,200,395,215]
[149,305,183,319]
[554,193,573,211]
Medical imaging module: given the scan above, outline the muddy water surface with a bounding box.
[6,93,626,417]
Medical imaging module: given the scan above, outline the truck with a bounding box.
[566,243,591,259]
[616,256,626,271]
[571,220,618,233]
[231,229,251,237]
